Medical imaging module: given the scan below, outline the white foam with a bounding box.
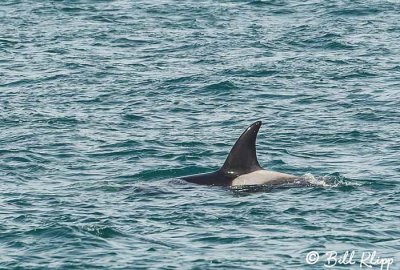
[302,173,361,188]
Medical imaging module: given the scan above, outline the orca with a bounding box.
[181,121,299,186]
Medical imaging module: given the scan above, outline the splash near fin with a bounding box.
[220,121,262,175]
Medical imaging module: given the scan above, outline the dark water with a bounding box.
[1,0,400,269]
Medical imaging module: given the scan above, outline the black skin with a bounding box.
[182,170,236,186]
[181,121,263,186]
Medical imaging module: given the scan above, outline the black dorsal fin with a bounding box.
[220,121,262,175]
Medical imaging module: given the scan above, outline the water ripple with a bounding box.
[1,0,399,269]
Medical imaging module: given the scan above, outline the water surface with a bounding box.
[1,0,399,269]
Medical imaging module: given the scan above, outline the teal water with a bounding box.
[1,0,400,269]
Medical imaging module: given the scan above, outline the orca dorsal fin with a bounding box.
[220,121,262,175]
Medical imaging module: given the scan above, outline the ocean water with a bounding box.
[1,0,400,269]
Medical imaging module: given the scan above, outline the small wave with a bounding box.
[45,117,81,128]
[122,113,145,121]
[302,173,331,187]
[329,7,382,17]
[0,38,18,47]
[202,80,238,93]
[246,0,286,6]
[60,7,86,13]
[80,225,125,239]
[302,173,361,188]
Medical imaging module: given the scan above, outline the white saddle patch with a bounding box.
[231,170,296,186]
